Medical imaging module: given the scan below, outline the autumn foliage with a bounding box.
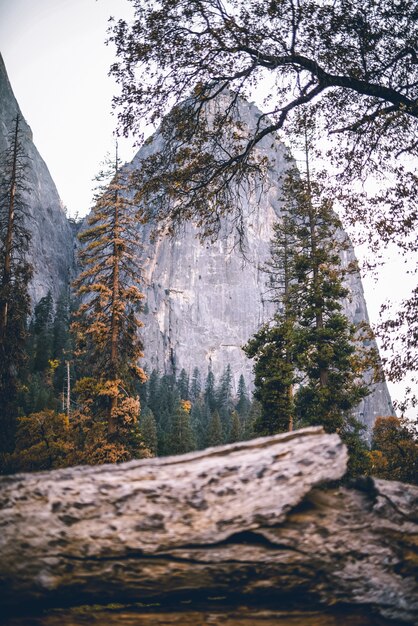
[71,150,149,462]
[369,416,417,484]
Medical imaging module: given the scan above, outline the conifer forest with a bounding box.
[0,1,418,623]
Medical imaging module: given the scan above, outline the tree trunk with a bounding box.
[0,427,417,624]
[0,115,19,340]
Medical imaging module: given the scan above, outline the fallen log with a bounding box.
[0,427,417,624]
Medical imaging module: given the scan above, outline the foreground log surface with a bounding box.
[1,427,417,624]
[2,605,401,626]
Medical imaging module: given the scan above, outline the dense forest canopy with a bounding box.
[0,2,416,479]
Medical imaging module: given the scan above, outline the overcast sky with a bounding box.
[0,0,135,217]
[0,0,415,413]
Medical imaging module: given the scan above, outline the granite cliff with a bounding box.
[0,53,74,304]
[127,95,393,432]
[0,53,392,432]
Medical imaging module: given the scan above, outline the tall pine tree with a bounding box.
[0,115,33,457]
[245,122,380,471]
[72,147,147,460]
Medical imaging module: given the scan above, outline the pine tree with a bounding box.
[241,400,260,441]
[169,399,195,455]
[204,369,217,412]
[177,368,190,401]
[217,364,234,413]
[245,124,380,464]
[0,114,33,456]
[245,318,296,435]
[190,367,202,401]
[217,364,235,440]
[51,290,73,407]
[287,152,377,435]
[207,410,223,447]
[244,200,298,434]
[72,147,147,460]
[139,407,158,456]
[32,291,54,372]
[229,410,241,443]
[147,369,161,417]
[155,374,178,456]
[235,374,250,418]
[190,398,207,449]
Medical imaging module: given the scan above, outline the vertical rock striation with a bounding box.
[0,50,391,433]
[128,95,393,432]
[0,53,74,304]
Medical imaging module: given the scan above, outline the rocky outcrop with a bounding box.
[0,428,416,624]
[0,50,391,430]
[0,53,74,304]
[129,95,393,431]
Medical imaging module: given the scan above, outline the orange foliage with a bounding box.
[370,416,417,484]
[181,399,192,413]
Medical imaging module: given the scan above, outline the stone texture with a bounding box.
[0,53,74,304]
[0,427,417,624]
[128,94,393,432]
[0,50,392,431]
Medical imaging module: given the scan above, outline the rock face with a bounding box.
[128,95,393,432]
[0,53,74,304]
[0,428,417,624]
[0,52,392,431]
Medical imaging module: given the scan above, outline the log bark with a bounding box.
[0,427,417,624]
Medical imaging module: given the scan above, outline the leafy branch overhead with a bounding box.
[109,0,418,235]
[109,0,417,412]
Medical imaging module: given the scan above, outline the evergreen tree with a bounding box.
[139,407,158,456]
[217,364,234,413]
[32,291,54,372]
[190,398,207,450]
[72,147,147,460]
[229,410,241,443]
[147,369,161,417]
[155,374,178,455]
[177,368,190,401]
[235,374,250,418]
[204,369,217,412]
[287,156,377,434]
[169,399,195,455]
[245,127,380,466]
[51,291,73,410]
[0,114,33,457]
[245,319,296,435]
[244,201,298,434]
[242,400,260,441]
[217,364,235,440]
[207,410,223,447]
[190,367,201,401]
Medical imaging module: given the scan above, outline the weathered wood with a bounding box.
[1,606,401,626]
[0,427,417,624]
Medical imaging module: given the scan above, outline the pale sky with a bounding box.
[0,0,135,217]
[0,0,415,413]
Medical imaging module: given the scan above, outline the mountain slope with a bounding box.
[128,94,393,432]
[0,53,74,304]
